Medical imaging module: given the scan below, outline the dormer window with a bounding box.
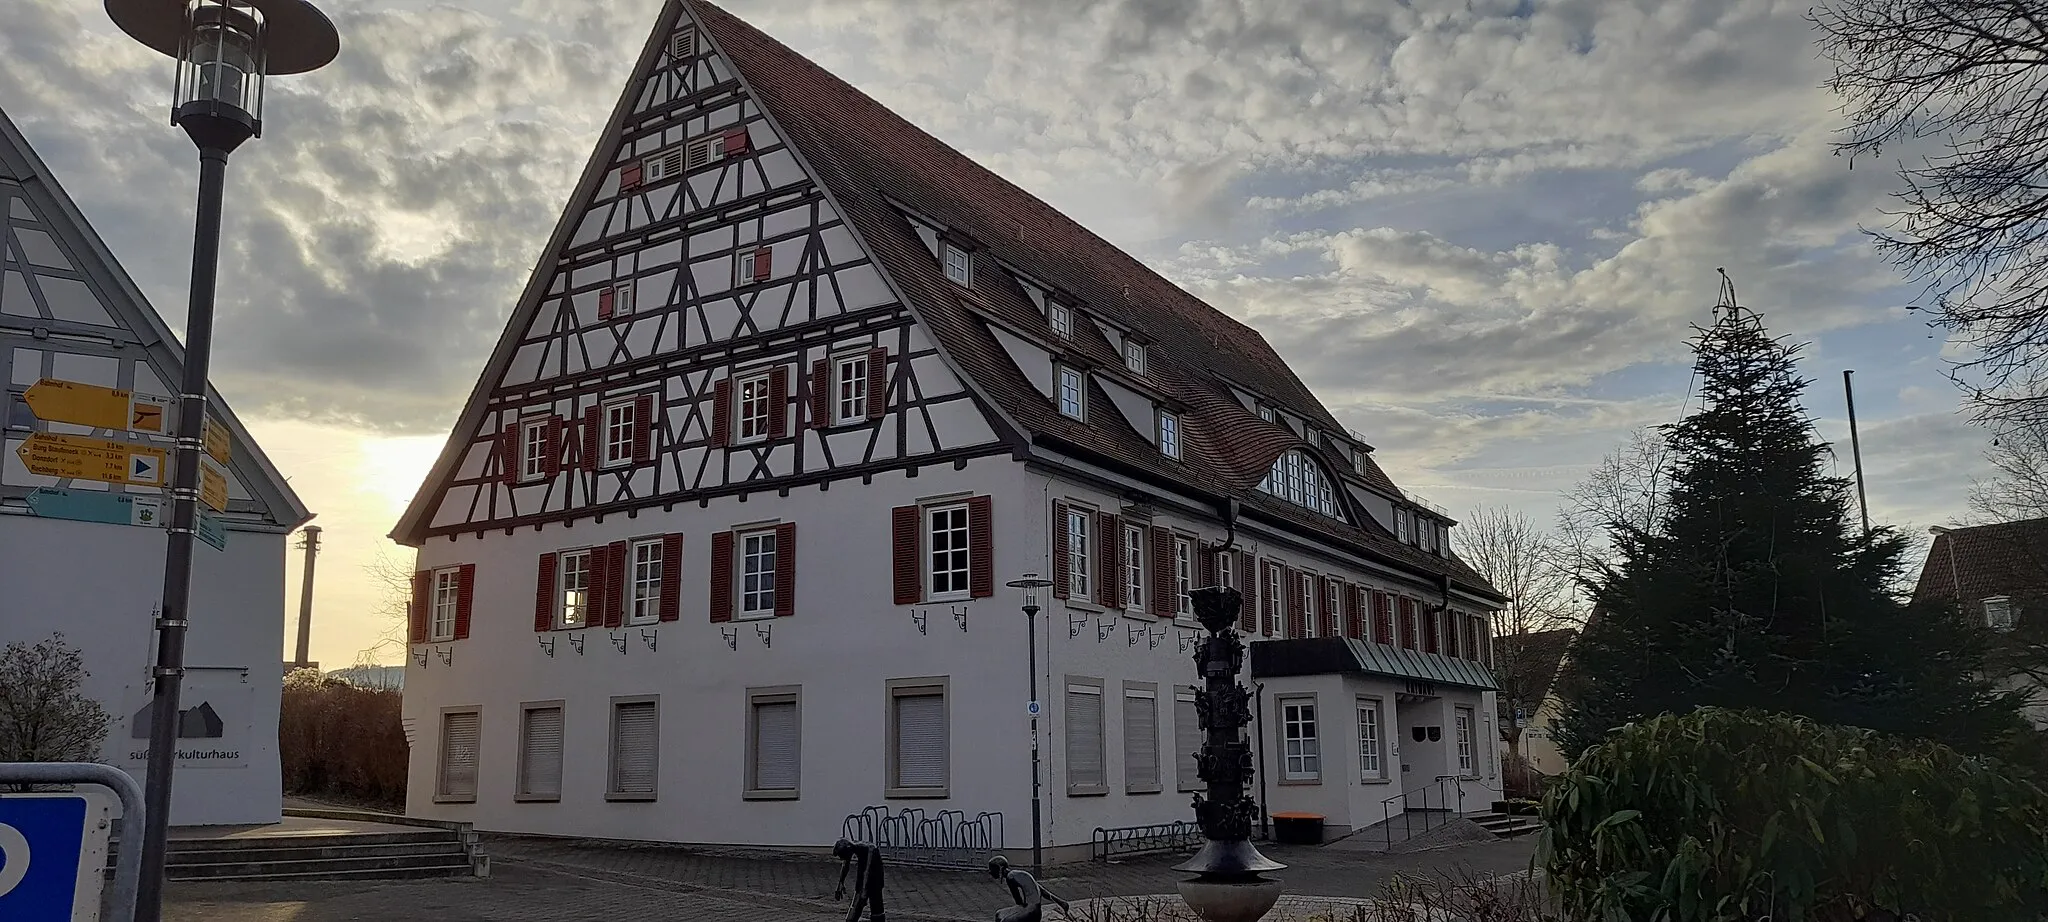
[943,243,973,286]
[1396,508,1413,544]
[1157,410,1181,459]
[1123,340,1146,375]
[1985,596,2015,631]
[1056,366,1085,420]
[1048,302,1072,338]
[1352,450,1368,477]
[1258,405,1277,424]
[1258,450,1337,518]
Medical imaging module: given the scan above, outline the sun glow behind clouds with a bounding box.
[360,433,445,516]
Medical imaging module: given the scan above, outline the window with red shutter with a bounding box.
[1423,606,1440,653]
[711,379,733,447]
[533,553,557,633]
[620,162,643,190]
[810,360,831,429]
[753,246,773,282]
[1149,527,1174,618]
[767,366,789,438]
[709,532,734,623]
[542,417,563,477]
[892,505,921,604]
[454,564,476,640]
[773,522,796,618]
[606,541,630,627]
[658,534,684,622]
[866,348,887,419]
[581,406,600,471]
[598,287,615,320]
[498,424,519,486]
[1259,562,1276,636]
[968,496,994,599]
[1051,501,1071,600]
[724,126,750,155]
[1096,512,1122,609]
[633,394,656,462]
[411,571,431,643]
[1320,578,1339,639]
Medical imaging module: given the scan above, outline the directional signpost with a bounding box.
[23,378,172,436]
[22,489,225,551]
[198,459,228,512]
[16,376,231,551]
[16,433,168,488]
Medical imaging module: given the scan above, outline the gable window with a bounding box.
[1056,366,1084,420]
[1258,405,1277,424]
[1357,699,1384,780]
[927,504,971,600]
[629,539,664,625]
[1260,450,1338,517]
[602,400,637,467]
[643,148,685,184]
[737,373,772,443]
[737,249,760,284]
[1986,596,2016,631]
[520,419,549,481]
[1455,707,1475,775]
[1174,537,1194,620]
[558,550,591,629]
[1124,523,1147,614]
[429,568,461,641]
[598,283,634,320]
[887,678,949,798]
[1123,340,1146,374]
[688,133,728,170]
[1065,507,1092,599]
[834,353,869,424]
[740,529,778,618]
[1352,450,1368,477]
[1048,302,1072,338]
[1064,678,1106,795]
[943,243,973,286]
[1281,698,1320,782]
[1158,411,1181,459]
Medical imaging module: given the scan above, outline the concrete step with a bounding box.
[168,852,473,880]
[112,830,453,857]
[169,861,480,883]
[1465,812,1541,838]
[165,841,465,866]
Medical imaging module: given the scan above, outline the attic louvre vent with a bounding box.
[671,28,697,61]
[686,135,725,170]
[643,148,685,183]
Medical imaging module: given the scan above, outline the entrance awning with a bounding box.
[1249,637,1498,691]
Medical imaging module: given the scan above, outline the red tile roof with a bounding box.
[1911,517,2048,607]
[690,1,1497,600]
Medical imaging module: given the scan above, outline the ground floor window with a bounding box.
[608,697,659,800]
[1357,700,1383,780]
[746,687,801,798]
[1281,698,1319,781]
[516,703,563,801]
[1455,706,1475,775]
[436,708,480,802]
[888,678,949,797]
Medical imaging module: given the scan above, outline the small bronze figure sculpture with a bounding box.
[833,837,887,922]
[988,856,1069,922]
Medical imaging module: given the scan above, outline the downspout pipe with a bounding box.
[1254,680,1269,840]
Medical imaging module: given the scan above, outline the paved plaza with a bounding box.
[166,834,1538,922]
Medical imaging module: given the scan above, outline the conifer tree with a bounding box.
[1555,296,2027,760]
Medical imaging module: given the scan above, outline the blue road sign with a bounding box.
[0,794,92,920]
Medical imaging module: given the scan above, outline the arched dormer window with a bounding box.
[1259,450,1339,518]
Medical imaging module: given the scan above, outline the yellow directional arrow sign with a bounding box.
[23,378,172,435]
[15,432,169,487]
[199,458,229,512]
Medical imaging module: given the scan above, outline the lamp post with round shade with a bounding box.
[1005,574,1054,876]
[101,3,338,919]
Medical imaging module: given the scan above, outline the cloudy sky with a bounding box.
[1,0,1995,666]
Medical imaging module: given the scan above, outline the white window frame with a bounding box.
[744,686,802,800]
[1064,677,1107,796]
[1357,699,1384,781]
[643,148,685,184]
[557,549,592,629]
[1455,706,1475,776]
[429,567,460,642]
[1122,681,1161,794]
[1280,697,1320,782]
[1217,550,1235,591]
[834,352,869,424]
[602,398,636,468]
[1158,410,1181,459]
[1125,523,1146,614]
[1123,340,1146,374]
[628,538,663,625]
[736,372,772,444]
[1258,405,1277,424]
[736,248,759,284]
[1048,301,1072,338]
[688,132,727,170]
[1065,506,1092,599]
[1986,596,2016,631]
[519,418,548,482]
[943,242,973,285]
[887,677,950,798]
[926,503,971,601]
[1056,366,1085,420]
[738,528,778,619]
[610,282,635,317]
[1173,537,1194,621]
[434,707,480,803]
[1353,449,1368,476]
[1266,562,1286,634]
[607,696,660,801]
[1297,572,1317,638]
[1261,450,1338,517]
[515,701,565,802]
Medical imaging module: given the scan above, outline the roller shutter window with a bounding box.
[517,705,564,800]
[1123,684,1160,794]
[748,693,800,796]
[1174,688,1202,792]
[890,683,948,795]
[609,699,659,799]
[1064,680,1106,795]
[436,710,480,801]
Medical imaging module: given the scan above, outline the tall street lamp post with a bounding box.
[101,3,338,919]
[1006,574,1054,877]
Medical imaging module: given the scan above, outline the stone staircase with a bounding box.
[111,810,486,882]
[1466,810,1542,839]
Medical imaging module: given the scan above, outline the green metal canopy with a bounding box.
[1249,637,1498,691]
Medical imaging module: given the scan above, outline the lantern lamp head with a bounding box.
[106,0,338,146]
[1006,574,1054,611]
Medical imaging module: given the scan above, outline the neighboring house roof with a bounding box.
[687,2,1500,599]
[1495,627,1575,737]
[1911,518,2048,607]
[0,108,311,530]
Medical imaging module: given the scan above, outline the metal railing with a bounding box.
[840,806,1003,870]
[1379,776,1464,850]
[1090,820,1201,862]
[1,761,147,922]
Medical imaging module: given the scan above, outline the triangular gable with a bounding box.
[0,108,309,529]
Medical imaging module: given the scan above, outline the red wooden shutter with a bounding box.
[709,531,734,623]
[1258,562,1275,636]
[892,505,922,604]
[585,545,608,629]
[1198,543,1217,589]
[1478,616,1492,667]
[542,416,563,477]
[633,394,656,462]
[454,564,476,640]
[773,522,796,618]
[658,534,683,622]
[1239,554,1257,632]
[606,540,629,627]
[1423,606,1440,653]
[1050,501,1071,600]
[1285,568,1305,638]
[534,554,557,633]
[498,424,518,485]
[711,379,733,447]
[968,496,995,599]
[1348,586,1366,640]
[724,126,750,155]
[1150,526,1174,618]
[810,359,831,428]
[866,348,887,419]
[409,571,431,643]
[768,366,789,438]
[1374,592,1393,644]
[1096,512,1122,609]
[620,162,643,190]
[1320,579,1339,639]
[598,287,615,320]
[1400,598,1418,649]
[753,246,773,282]
[582,406,600,470]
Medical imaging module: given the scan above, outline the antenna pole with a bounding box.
[1844,370,1871,536]
[291,525,322,667]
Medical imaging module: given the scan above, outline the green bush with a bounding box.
[1540,708,2048,922]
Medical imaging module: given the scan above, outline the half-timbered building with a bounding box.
[395,0,1507,854]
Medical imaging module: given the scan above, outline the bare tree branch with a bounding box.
[1968,377,2048,521]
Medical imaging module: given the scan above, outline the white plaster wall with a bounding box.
[0,513,287,826]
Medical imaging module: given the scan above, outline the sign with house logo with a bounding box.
[117,676,251,770]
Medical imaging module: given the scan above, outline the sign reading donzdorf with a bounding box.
[15,433,168,488]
